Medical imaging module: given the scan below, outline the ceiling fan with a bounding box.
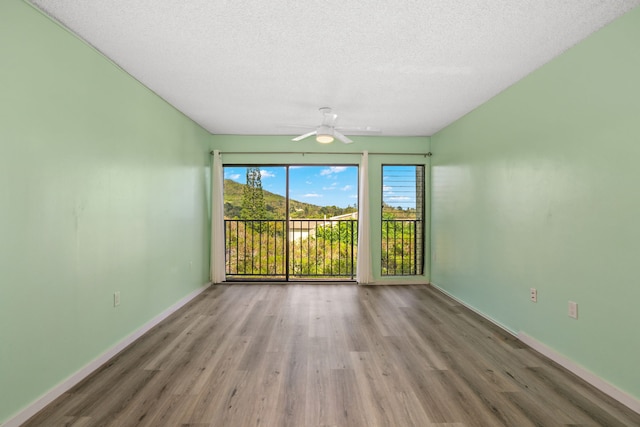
[291,107,379,144]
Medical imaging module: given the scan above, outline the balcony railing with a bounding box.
[381,219,423,276]
[225,220,287,277]
[224,219,421,279]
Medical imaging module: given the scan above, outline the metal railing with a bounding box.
[225,219,357,279]
[225,219,422,279]
[381,219,423,276]
[289,219,356,279]
[225,220,287,277]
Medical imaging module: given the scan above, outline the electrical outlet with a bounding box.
[568,301,578,319]
[114,291,121,307]
[530,288,537,302]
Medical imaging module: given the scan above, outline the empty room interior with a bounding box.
[2,0,640,425]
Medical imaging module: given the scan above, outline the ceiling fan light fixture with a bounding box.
[316,125,334,143]
[316,134,334,144]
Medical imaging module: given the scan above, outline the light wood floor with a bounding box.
[25,284,640,426]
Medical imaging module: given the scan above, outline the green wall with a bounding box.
[431,6,640,400]
[210,135,431,283]
[0,1,211,423]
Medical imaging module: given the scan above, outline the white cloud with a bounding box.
[387,196,412,201]
[226,173,241,180]
[349,194,358,199]
[383,185,393,193]
[320,166,347,176]
[322,183,339,190]
[305,180,313,185]
[341,185,352,191]
[303,193,322,198]
[260,170,275,178]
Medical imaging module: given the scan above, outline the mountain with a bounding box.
[223,179,356,219]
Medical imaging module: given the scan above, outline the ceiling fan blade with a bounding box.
[334,131,353,144]
[292,130,317,141]
[280,124,316,129]
[335,125,381,134]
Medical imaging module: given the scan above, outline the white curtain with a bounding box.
[356,151,372,284]
[210,150,226,283]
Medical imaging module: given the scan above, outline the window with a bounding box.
[381,165,424,275]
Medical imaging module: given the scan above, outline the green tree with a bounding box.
[241,167,267,219]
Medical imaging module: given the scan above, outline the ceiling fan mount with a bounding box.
[291,107,379,144]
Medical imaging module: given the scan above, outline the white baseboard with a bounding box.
[518,332,640,415]
[365,279,430,285]
[429,282,517,336]
[2,283,211,427]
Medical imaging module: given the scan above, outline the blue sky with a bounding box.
[223,164,419,210]
[224,165,359,208]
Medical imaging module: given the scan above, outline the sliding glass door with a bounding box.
[222,165,358,281]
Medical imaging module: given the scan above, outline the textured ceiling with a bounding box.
[30,0,640,137]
